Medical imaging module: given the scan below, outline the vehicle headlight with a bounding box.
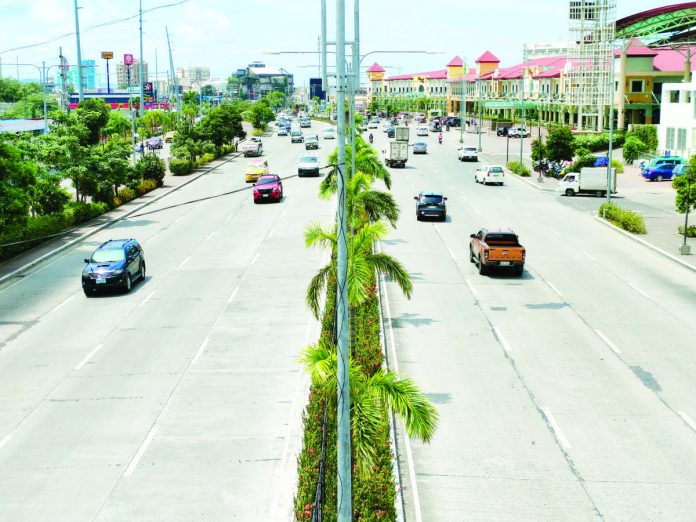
[112,269,124,275]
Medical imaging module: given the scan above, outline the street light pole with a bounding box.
[477,77,482,152]
[682,167,694,255]
[73,0,84,102]
[459,63,465,144]
[606,49,617,203]
[138,0,145,117]
[520,73,525,168]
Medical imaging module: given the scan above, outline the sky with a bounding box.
[0,0,668,87]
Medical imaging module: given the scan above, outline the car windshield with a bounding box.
[91,249,125,263]
[257,176,277,185]
[421,195,443,204]
[300,156,317,163]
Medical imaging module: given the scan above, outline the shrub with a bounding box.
[200,152,216,164]
[573,131,626,153]
[252,127,266,137]
[507,161,531,177]
[114,187,136,206]
[622,136,646,164]
[627,125,657,152]
[135,153,166,187]
[135,179,158,196]
[599,202,647,234]
[611,159,624,174]
[678,225,696,238]
[168,158,194,176]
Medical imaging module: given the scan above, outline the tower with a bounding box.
[566,0,617,132]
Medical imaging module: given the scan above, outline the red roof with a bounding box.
[476,51,500,64]
[366,62,386,73]
[447,56,464,67]
[386,69,447,81]
[653,47,696,71]
[614,39,658,57]
[533,68,561,79]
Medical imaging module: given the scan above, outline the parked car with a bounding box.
[475,164,505,185]
[414,192,447,221]
[243,138,264,157]
[448,117,461,127]
[253,175,283,203]
[82,238,146,296]
[147,136,163,150]
[671,164,695,178]
[508,126,530,138]
[412,142,428,154]
[469,227,525,276]
[323,127,336,139]
[641,157,685,181]
[458,146,478,162]
[298,153,320,177]
[416,126,429,136]
[245,158,269,183]
[496,126,509,136]
[305,134,319,150]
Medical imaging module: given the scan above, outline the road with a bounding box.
[0,123,334,520]
[374,126,696,520]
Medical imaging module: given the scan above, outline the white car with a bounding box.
[457,146,478,162]
[323,127,336,139]
[416,126,429,136]
[368,121,378,129]
[298,153,320,177]
[508,126,530,138]
[475,165,505,185]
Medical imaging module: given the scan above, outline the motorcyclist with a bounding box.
[438,132,443,144]
[368,133,374,144]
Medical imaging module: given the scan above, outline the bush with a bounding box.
[573,131,625,153]
[135,179,158,196]
[168,158,194,176]
[200,152,216,164]
[627,125,657,152]
[678,225,696,238]
[135,153,166,186]
[114,187,136,206]
[622,136,646,164]
[599,202,647,234]
[611,159,624,174]
[507,161,531,177]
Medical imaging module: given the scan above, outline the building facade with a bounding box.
[657,81,696,158]
[175,67,211,90]
[66,59,97,91]
[228,61,294,100]
[115,60,149,89]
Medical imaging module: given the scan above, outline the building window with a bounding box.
[630,79,644,93]
[685,91,692,104]
[670,90,679,103]
[666,127,676,149]
[678,128,687,151]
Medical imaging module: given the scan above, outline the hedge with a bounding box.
[599,202,647,234]
[294,278,397,521]
[506,161,531,177]
[573,130,626,153]
[169,158,194,176]
[678,225,696,238]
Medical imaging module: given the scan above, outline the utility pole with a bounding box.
[350,0,360,183]
[166,27,180,124]
[73,0,84,102]
[459,63,465,144]
[59,47,69,111]
[155,48,158,103]
[41,61,48,133]
[520,73,525,167]
[138,0,145,116]
[606,50,616,203]
[334,0,352,519]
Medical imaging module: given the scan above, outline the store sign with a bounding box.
[123,54,134,65]
[101,51,114,60]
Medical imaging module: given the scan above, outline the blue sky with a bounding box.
[0,0,666,86]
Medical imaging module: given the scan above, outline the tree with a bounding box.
[243,97,275,130]
[76,98,111,145]
[0,77,25,103]
[0,141,37,232]
[302,340,438,473]
[622,136,646,164]
[673,156,696,216]
[196,103,245,150]
[135,153,166,187]
[201,85,216,97]
[628,125,657,152]
[531,138,545,162]
[183,91,199,106]
[304,220,412,319]
[104,111,132,138]
[323,136,392,191]
[545,125,575,162]
[267,90,286,111]
[31,172,71,216]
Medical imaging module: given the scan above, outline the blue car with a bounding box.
[82,239,146,296]
[642,163,679,181]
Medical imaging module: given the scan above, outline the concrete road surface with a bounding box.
[373,126,696,521]
[0,122,334,521]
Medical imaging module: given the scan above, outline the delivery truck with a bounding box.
[385,141,409,168]
[559,167,616,197]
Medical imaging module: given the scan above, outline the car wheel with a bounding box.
[469,248,475,263]
[595,190,603,197]
[84,289,93,297]
[416,214,421,221]
[477,257,487,275]
[565,189,574,197]
[139,262,146,282]
[124,274,132,293]
[515,266,524,277]
[656,174,663,182]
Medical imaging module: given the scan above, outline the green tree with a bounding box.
[0,141,37,232]
[267,90,286,111]
[104,111,132,138]
[323,136,392,189]
[628,125,658,152]
[531,138,545,162]
[545,125,575,162]
[183,91,199,106]
[673,156,696,216]
[135,153,166,187]
[302,340,438,473]
[0,77,25,102]
[31,172,71,216]
[622,136,646,164]
[243,97,275,130]
[201,85,216,97]
[304,220,412,319]
[76,98,111,145]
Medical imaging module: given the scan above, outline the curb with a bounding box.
[504,168,558,192]
[594,215,696,273]
[0,151,242,286]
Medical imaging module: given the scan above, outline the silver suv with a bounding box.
[508,126,530,138]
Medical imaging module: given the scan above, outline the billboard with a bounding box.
[143,82,153,96]
[101,51,114,60]
[123,53,134,65]
[309,78,325,101]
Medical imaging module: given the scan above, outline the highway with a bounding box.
[0,125,334,520]
[374,127,696,520]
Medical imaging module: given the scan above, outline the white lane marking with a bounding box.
[123,425,158,477]
[505,196,513,202]
[225,212,236,223]
[464,278,478,299]
[493,327,512,352]
[524,209,533,217]
[138,290,156,308]
[251,252,260,264]
[446,246,456,260]
[226,286,239,305]
[627,281,650,299]
[172,214,185,225]
[146,231,161,243]
[0,433,12,450]
[49,295,75,315]
[549,227,560,236]
[74,344,104,370]
[546,281,563,298]
[542,408,572,450]
[678,411,696,431]
[178,255,191,268]
[472,207,482,216]
[595,329,621,355]
[582,250,597,261]
[205,230,216,242]
[268,226,276,238]
[379,249,422,522]
[191,336,209,365]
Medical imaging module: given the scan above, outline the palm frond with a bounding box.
[301,340,337,385]
[353,190,400,228]
[306,262,335,319]
[366,252,413,299]
[351,386,385,474]
[304,222,337,250]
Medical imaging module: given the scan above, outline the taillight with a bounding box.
[483,249,489,259]
[522,250,526,260]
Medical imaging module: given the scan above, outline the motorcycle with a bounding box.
[438,133,443,144]
[369,133,373,144]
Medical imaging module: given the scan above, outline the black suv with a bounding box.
[414,192,447,221]
[82,239,146,296]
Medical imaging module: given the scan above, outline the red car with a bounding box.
[253,175,283,203]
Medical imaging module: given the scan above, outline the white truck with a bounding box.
[395,126,410,142]
[559,167,616,197]
[384,141,409,168]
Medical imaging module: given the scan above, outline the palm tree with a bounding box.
[302,340,439,473]
[305,220,412,319]
[322,136,392,190]
[320,171,399,229]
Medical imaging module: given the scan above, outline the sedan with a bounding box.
[277,127,288,136]
[642,164,678,181]
[416,126,429,137]
[253,175,283,203]
[458,146,478,162]
[412,142,428,154]
[147,136,163,150]
[368,121,378,129]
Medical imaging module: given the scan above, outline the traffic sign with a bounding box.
[124,54,134,65]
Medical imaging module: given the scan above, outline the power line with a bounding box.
[0,0,190,55]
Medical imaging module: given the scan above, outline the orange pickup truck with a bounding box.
[469,227,525,276]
